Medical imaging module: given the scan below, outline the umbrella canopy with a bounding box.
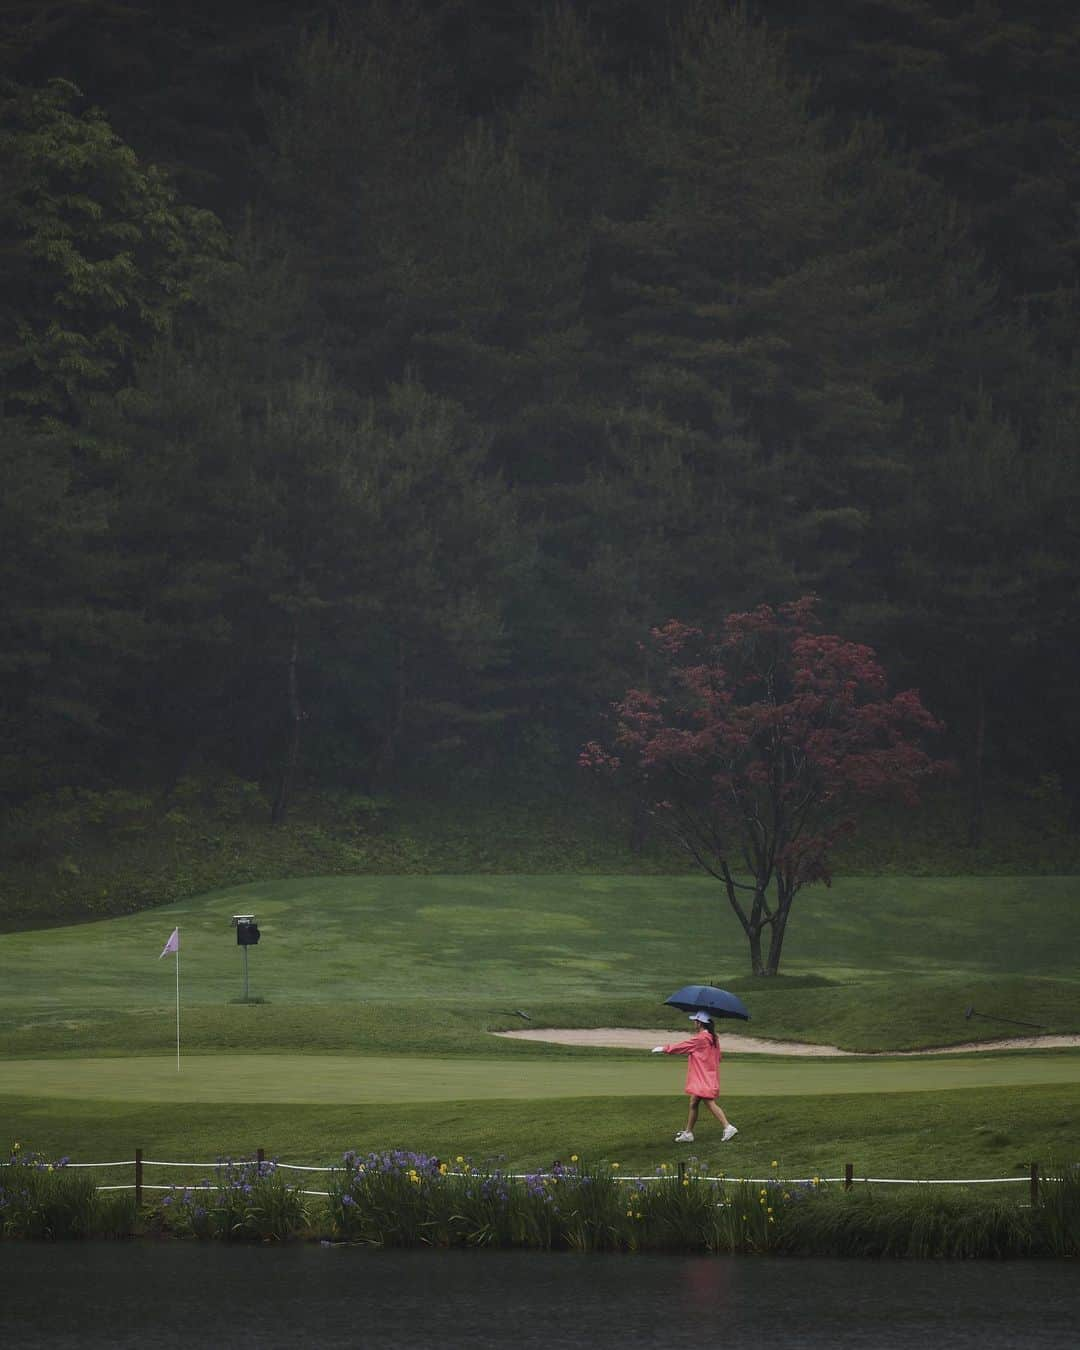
[664,984,750,1021]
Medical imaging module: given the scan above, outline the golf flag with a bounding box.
[158,927,181,1071]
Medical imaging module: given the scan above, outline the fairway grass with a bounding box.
[4,1050,1079,1103]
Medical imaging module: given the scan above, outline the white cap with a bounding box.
[689,1010,714,1024]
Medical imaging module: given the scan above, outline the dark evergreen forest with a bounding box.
[2,0,1078,844]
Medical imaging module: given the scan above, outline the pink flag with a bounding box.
[159,927,179,959]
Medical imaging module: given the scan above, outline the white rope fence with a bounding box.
[836,1176,1028,1186]
[62,1159,135,1168]
[4,1154,1048,1199]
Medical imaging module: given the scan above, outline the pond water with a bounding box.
[1,1244,1076,1349]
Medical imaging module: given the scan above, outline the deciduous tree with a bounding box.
[0,76,221,422]
[582,598,947,974]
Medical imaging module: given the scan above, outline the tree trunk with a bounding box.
[375,636,406,782]
[747,884,773,975]
[765,891,793,975]
[271,633,303,826]
[628,793,650,855]
[966,667,986,848]
[720,871,766,976]
[748,923,765,977]
[1068,782,1080,831]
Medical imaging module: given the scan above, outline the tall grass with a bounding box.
[777,1186,1036,1258]
[321,1153,1080,1258]
[147,1157,310,1240]
[0,1144,134,1239]
[1036,1162,1080,1257]
[325,1151,630,1251]
[6,1143,1079,1256]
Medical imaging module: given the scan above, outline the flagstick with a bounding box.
[175,927,181,1072]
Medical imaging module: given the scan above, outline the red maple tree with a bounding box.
[581,598,949,975]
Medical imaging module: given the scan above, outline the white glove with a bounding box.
[651,1046,665,1054]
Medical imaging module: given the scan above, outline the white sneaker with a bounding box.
[721,1124,738,1142]
[674,1130,694,1143]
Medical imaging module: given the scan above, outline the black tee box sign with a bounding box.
[233,914,261,946]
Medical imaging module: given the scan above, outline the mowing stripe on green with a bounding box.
[2,1052,1077,1104]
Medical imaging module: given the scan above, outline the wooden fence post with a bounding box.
[1030,1161,1040,1206]
[257,1147,265,1171]
[844,1162,853,1191]
[135,1147,143,1209]
[678,1161,686,1185]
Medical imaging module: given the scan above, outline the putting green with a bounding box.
[3,1051,1077,1103]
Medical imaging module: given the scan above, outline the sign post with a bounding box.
[232,915,261,1002]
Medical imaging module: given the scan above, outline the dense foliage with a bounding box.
[1,1,1077,845]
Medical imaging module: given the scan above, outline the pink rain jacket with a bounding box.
[662,1029,722,1099]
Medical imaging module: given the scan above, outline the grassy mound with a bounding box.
[1,874,1076,1057]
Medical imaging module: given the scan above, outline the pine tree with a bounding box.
[582,4,896,618]
[852,383,1080,844]
[762,0,1080,361]
[258,4,461,402]
[0,77,223,800]
[95,341,525,803]
[0,416,118,796]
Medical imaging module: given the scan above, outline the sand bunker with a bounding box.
[494,1028,1080,1057]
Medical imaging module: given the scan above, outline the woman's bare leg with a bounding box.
[684,1100,701,1133]
[705,1099,730,1128]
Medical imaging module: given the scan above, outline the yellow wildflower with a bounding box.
[611,1162,620,1170]
[570,1154,579,1162]
[771,1160,778,1169]
[455,1155,465,1164]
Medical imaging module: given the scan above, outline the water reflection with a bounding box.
[1,1245,1077,1349]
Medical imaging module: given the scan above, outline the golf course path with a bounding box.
[494,1029,1080,1056]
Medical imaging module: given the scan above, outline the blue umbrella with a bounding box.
[664,984,750,1021]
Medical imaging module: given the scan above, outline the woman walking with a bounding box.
[653,1010,738,1143]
